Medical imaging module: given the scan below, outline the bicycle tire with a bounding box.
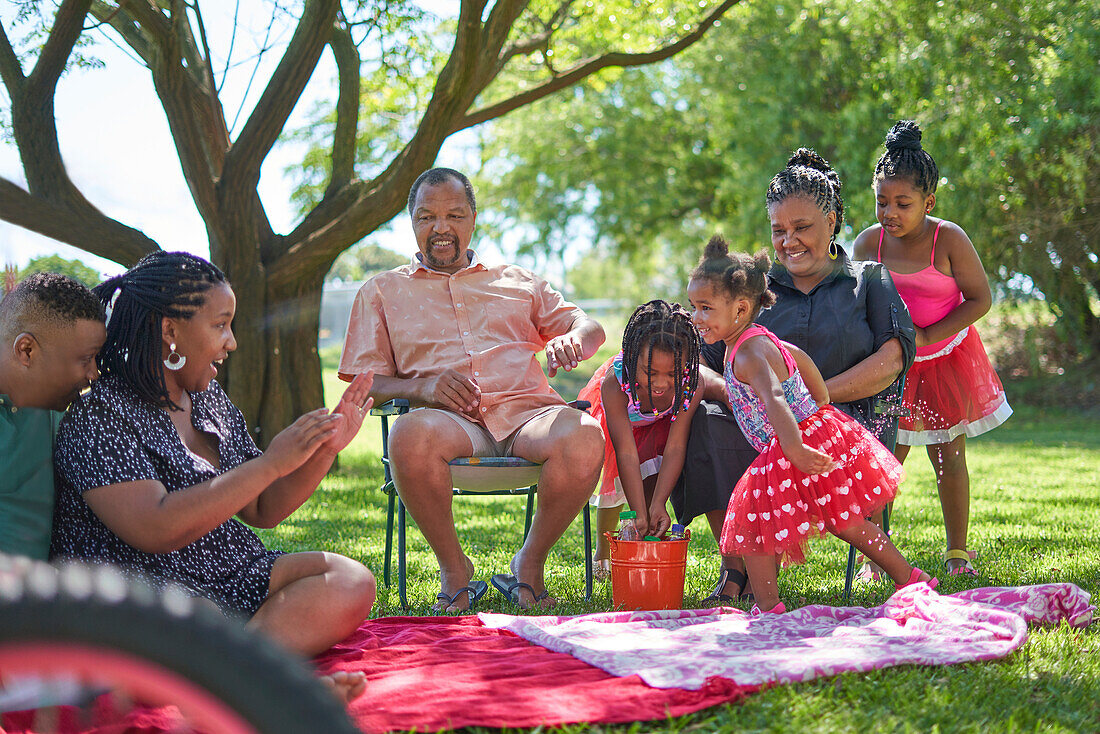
[0,556,361,734]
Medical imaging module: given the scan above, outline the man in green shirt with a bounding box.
[0,273,105,559]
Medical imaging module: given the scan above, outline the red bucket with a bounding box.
[605,530,690,610]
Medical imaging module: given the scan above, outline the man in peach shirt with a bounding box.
[339,168,605,612]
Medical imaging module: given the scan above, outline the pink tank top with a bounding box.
[878,222,964,357]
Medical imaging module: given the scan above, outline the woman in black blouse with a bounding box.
[51,252,375,682]
[675,149,915,602]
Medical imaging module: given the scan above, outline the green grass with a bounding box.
[257,374,1100,733]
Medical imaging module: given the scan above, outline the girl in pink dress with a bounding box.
[854,120,1012,577]
[689,237,935,614]
[578,300,705,576]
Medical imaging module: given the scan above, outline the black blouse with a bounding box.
[702,251,915,436]
[50,375,282,617]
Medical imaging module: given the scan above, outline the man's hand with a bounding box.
[420,369,481,415]
[545,333,583,377]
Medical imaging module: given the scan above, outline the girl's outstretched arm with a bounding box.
[601,371,648,533]
[736,337,835,476]
[646,384,704,537]
[916,221,992,347]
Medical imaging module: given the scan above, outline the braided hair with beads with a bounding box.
[765,148,845,253]
[94,251,228,411]
[873,120,939,197]
[620,300,700,421]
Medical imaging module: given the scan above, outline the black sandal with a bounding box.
[703,567,752,605]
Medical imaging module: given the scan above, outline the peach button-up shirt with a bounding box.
[339,251,587,441]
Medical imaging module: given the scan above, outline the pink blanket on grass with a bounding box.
[479,583,1094,690]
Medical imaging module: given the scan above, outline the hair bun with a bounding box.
[752,249,772,272]
[703,234,730,260]
[885,120,923,152]
[786,147,832,175]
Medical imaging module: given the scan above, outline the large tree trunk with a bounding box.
[221,264,328,448]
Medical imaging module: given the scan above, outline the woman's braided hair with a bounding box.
[94,251,227,410]
[691,235,777,317]
[621,300,700,418]
[874,120,939,196]
[765,147,844,240]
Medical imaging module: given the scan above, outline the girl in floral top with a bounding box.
[688,237,935,614]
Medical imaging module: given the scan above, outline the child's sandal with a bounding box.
[854,554,882,583]
[702,567,750,605]
[944,549,979,576]
[896,567,939,591]
[750,601,787,615]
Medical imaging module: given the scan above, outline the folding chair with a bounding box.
[372,399,594,608]
[842,374,909,602]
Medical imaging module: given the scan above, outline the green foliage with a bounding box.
[260,375,1100,732]
[17,254,102,288]
[325,242,405,283]
[291,1,737,214]
[288,1,442,211]
[483,0,1100,356]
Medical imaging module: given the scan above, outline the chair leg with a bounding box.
[583,503,593,602]
[844,543,857,604]
[522,487,535,541]
[844,503,892,605]
[398,498,409,609]
[383,487,395,587]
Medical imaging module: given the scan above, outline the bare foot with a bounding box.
[321,670,366,703]
[507,553,556,610]
[431,555,476,613]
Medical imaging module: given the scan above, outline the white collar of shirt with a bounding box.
[411,250,483,274]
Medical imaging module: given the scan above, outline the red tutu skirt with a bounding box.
[899,326,1012,446]
[578,357,672,503]
[719,405,903,565]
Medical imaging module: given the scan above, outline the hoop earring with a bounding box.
[828,237,839,261]
[164,343,187,371]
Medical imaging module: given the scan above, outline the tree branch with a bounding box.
[0,21,26,97]
[498,0,574,65]
[325,17,360,197]
[271,0,486,273]
[221,0,340,196]
[457,0,741,131]
[0,177,158,266]
[90,2,155,66]
[27,0,93,95]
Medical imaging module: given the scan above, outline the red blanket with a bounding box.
[2,616,753,733]
[319,615,754,732]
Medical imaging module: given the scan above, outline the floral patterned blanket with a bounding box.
[479,583,1093,690]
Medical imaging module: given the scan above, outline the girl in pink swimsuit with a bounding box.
[854,120,1012,577]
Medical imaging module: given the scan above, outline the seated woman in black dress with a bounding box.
[674,149,916,602]
[51,252,375,692]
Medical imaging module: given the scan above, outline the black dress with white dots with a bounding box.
[50,375,283,617]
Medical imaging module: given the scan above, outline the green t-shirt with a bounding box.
[0,394,60,560]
